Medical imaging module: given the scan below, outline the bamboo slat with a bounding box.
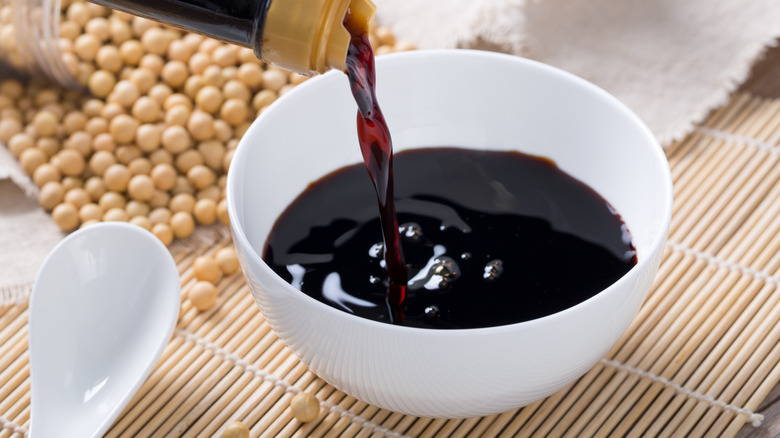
[2,92,780,437]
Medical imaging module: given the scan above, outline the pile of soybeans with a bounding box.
[0,0,411,246]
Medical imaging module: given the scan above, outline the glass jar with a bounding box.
[0,0,79,88]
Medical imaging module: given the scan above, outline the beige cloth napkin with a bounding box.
[374,0,780,145]
[2,0,780,305]
[0,147,64,305]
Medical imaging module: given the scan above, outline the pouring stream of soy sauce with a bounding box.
[343,12,407,323]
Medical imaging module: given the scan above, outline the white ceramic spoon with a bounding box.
[28,222,180,438]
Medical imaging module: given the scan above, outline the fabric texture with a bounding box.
[0,180,63,305]
[373,0,780,145]
[2,0,780,304]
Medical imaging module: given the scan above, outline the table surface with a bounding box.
[733,42,780,438]
[1,42,780,438]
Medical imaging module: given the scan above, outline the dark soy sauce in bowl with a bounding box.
[262,147,637,330]
[261,11,637,329]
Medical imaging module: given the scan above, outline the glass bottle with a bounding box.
[86,0,376,75]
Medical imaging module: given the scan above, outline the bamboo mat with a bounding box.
[2,91,780,437]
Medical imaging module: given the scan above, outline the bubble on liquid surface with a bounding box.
[368,242,384,258]
[460,252,471,260]
[483,259,504,282]
[424,305,440,318]
[430,256,461,289]
[369,275,382,285]
[399,222,423,241]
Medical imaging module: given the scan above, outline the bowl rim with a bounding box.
[226,48,673,337]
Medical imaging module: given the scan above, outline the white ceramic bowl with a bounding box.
[227,49,672,418]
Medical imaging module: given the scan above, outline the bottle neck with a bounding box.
[86,0,268,49]
[260,0,375,74]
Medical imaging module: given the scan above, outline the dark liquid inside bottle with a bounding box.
[86,0,267,49]
[262,148,637,329]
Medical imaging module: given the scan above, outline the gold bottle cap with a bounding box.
[261,0,376,75]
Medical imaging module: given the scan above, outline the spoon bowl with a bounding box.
[28,222,180,438]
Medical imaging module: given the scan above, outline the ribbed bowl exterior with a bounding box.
[227,50,672,418]
[234,238,664,417]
